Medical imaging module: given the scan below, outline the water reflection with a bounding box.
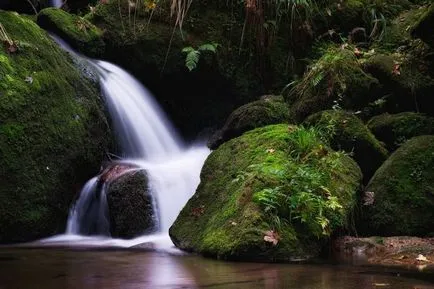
[0,249,433,289]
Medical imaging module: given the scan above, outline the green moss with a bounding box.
[37,8,104,57]
[287,45,379,122]
[209,95,290,149]
[170,124,362,261]
[305,110,388,181]
[0,11,111,243]
[358,135,434,236]
[368,112,434,151]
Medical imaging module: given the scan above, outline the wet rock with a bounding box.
[106,170,157,239]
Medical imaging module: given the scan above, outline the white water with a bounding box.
[40,36,210,248]
[51,0,62,8]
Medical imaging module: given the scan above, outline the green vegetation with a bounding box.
[0,11,111,242]
[287,45,378,122]
[182,42,219,71]
[170,124,361,261]
[305,110,388,181]
[368,112,434,151]
[209,95,290,149]
[37,8,104,57]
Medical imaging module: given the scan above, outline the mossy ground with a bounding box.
[358,135,434,236]
[170,124,361,261]
[0,11,111,242]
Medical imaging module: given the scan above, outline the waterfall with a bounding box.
[47,36,210,244]
[50,0,62,8]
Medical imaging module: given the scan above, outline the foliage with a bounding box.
[182,42,219,71]
[252,126,349,238]
[287,44,378,121]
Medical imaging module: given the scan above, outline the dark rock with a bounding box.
[106,170,157,239]
[412,4,434,46]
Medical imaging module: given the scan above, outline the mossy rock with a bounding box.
[305,110,388,182]
[208,95,290,149]
[358,135,434,236]
[412,4,434,46]
[287,45,379,122]
[367,112,434,151]
[316,0,411,38]
[0,11,111,242]
[37,8,105,57]
[362,53,434,116]
[107,170,157,239]
[170,124,362,261]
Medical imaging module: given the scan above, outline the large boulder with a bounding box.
[367,112,434,151]
[208,95,290,149]
[305,110,388,182]
[106,169,157,239]
[37,8,105,57]
[170,124,362,261]
[358,135,434,236]
[0,11,111,243]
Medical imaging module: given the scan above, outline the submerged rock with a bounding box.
[106,170,157,239]
[208,95,290,149]
[358,135,434,236]
[367,112,434,151]
[305,110,388,182]
[170,124,362,261]
[0,11,111,242]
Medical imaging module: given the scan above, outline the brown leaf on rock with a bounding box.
[264,230,280,246]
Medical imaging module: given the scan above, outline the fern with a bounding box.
[181,43,218,71]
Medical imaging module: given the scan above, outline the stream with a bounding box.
[1,247,433,289]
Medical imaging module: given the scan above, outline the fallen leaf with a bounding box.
[264,230,280,246]
[373,283,390,287]
[266,148,275,153]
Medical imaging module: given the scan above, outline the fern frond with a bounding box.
[185,50,200,71]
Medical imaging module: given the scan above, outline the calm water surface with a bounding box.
[0,248,433,289]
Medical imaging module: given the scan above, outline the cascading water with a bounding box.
[41,36,210,248]
[50,0,62,8]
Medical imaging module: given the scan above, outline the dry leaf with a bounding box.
[264,230,280,246]
[266,148,275,153]
[416,254,428,262]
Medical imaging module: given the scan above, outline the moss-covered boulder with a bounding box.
[358,135,434,236]
[362,53,434,116]
[287,45,379,122]
[412,4,434,46]
[107,170,157,239]
[208,95,290,149]
[170,124,362,261]
[305,110,388,181]
[37,8,105,57]
[0,11,111,243]
[367,112,434,151]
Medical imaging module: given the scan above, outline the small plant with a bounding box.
[181,43,219,71]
